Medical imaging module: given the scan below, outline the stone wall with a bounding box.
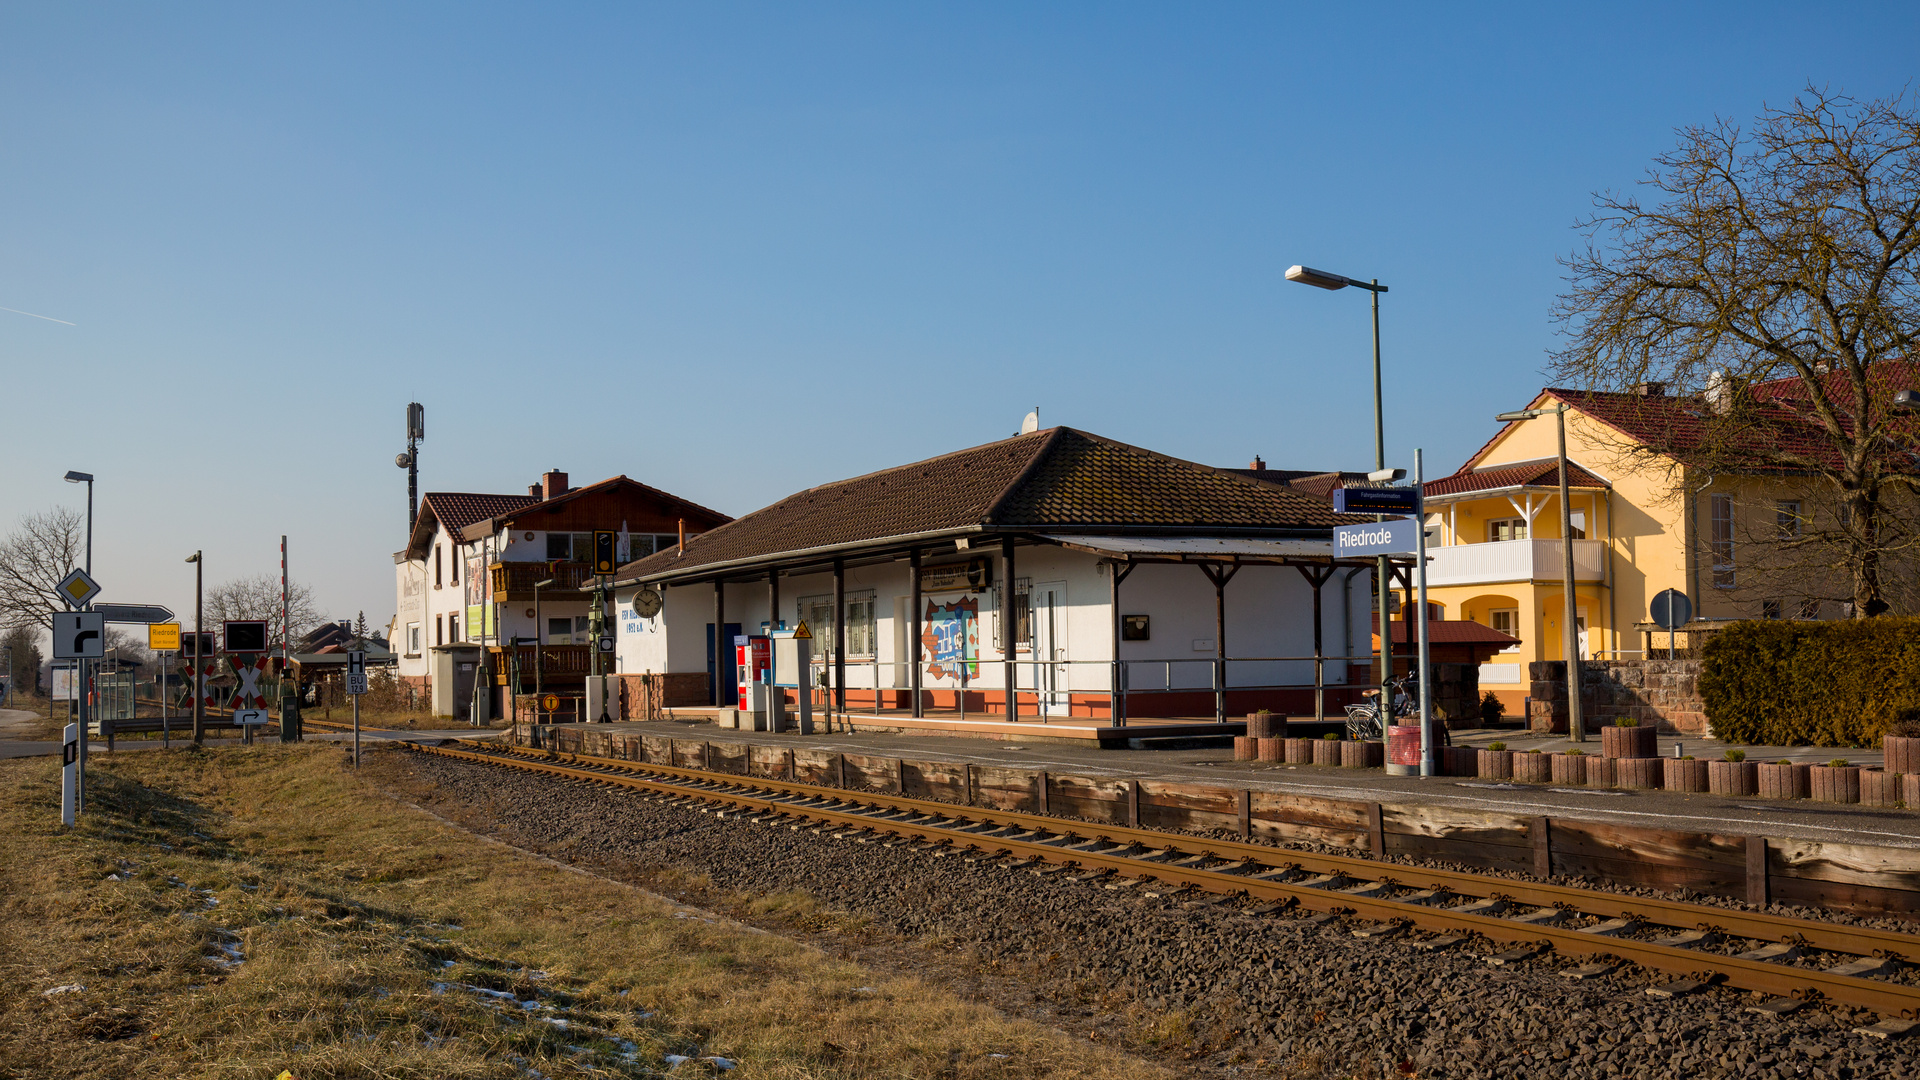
[618,672,711,720]
[1528,659,1708,736]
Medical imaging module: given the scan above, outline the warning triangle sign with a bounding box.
[792,620,812,639]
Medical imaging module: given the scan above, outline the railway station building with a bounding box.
[607,427,1401,742]
[394,470,730,721]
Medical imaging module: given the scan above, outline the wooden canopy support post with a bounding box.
[1198,562,1241,723]
[832,558,846,721]
[908,549,924,717]
[1001,537,1017,723]
[1109,559,1135,727]
[767,568,783,732]
[1297,564,1337,723]
[712,580,725,706]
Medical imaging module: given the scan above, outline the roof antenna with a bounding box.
[1019,407,1039,435]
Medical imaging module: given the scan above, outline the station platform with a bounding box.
[549,715,1920,850]
[658,704,1286,746]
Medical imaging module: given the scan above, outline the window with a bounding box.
[435,545,443,588]
[435,616,444,647]
[1776,500,1803,539]
[448,611,459,643]
[628,534,657,560]
[1797,598,1821,619]
[801,593,876,658]
[1762,599,1781,620]
[406,623,421,655]
[998,581,1033,651]
[1567,511,1587,541]
[1489,519,1528,542]
[546,616,590,645]
[1488,609,1521,652]
[1710,494,1735,588]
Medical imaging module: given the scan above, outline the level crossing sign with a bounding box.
[345,650,368,695]
[229,655,272,709]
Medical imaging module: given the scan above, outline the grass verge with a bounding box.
[0,743,1174,1080]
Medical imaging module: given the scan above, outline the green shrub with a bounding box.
[1565,749,1586,756]
[1700,617,1920,746]
[1614,717,1639,728]
[1323,733,1339,741]
[1724,749,1746,762]
[1488,742,1507,752]
[1479,691,1506,726]
[1525,748,1541,754]
[1776,759,1793,766]
[1828,758,1852,769]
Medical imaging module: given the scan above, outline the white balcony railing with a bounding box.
[1424,538,1605,588]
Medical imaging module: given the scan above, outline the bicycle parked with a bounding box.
[1343,674,1417,741]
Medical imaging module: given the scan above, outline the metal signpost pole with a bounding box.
[1555,406,1585,744]
[1414,450,1435,776]
[347,650,367,769]
[188,552,204,745]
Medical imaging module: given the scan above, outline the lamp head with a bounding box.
[535,579,556,589]
[185,552,200,564]
[1496,409,1542,422]
[64,470,93,484]
[1285,265,1351,291]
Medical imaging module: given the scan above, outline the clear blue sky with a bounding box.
[4,3,1917,636]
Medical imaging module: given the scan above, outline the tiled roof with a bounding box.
[1230,469,1372,500]
[1422,459,1610,498]
[1370,616,1521,646]
[620,427,1363,582]
[455,475,732,543]
[407,492,541,557]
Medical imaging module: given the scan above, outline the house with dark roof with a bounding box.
[393,469,730,720]
[604,428,1398,740]
[1418,365,1920,717]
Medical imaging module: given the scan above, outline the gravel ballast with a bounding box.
[382,748,1920,1080]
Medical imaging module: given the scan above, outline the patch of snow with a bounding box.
[42,984,84,996]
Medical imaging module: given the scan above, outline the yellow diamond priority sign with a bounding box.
[57,567,100,608]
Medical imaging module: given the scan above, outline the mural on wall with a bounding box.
[921,597,979,680]
[465,557,490,638]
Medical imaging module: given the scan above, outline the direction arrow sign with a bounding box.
[57,567,100,609]
[52,612,106,659]
[95,603,176,624]
[1332,486,1423,514]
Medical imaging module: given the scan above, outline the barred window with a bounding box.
[1710,494,1735,589]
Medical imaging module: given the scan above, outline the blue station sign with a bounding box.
[1334,519,1420,557]
[1332,486,1423,514]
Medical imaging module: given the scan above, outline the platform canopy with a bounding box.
[1039,533,1405,567]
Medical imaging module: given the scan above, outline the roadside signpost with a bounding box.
[1651,589,1693,660]
[52,612,106,660]
[148,622,181,651]
[61,724,78,827]
[96,603,176,624]
[1332,486,1423,514]
[1332,519,1420,557]
[53,603,105,813]
[57,568,100,609]
[346,650,367,768]
[148,623,180,748]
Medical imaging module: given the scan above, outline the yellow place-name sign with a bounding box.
[149,622,182,651]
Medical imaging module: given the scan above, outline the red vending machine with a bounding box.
[734,635,771,730]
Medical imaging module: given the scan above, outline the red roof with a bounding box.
[1423,459,1609,498]
[1369,617,1521,646]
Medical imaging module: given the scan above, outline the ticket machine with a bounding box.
[734,635,771,731]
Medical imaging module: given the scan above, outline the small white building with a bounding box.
[608,428,1400,738]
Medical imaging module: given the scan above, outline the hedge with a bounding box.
[1700,617,1920,746]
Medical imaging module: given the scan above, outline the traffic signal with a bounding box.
[593,531,618,574]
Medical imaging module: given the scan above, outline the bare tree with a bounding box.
[0,507,85,632]
[1552,87,1920,616]
[3,624,42,695]
[204,574,326,645]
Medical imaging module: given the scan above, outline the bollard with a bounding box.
[280,692,301,743]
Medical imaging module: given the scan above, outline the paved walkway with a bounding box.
[0,709,499,760]
[573,717,1920,850]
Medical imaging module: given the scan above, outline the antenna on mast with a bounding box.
[396,402,425,529]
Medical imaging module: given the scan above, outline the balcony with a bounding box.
[485,643,594,685]
[1424,538,1606,588]
[490,560,594,600]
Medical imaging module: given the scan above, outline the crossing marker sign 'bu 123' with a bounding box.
[346,650,368,695]
[1334,519,1420,558]
[1332,487,1423,514]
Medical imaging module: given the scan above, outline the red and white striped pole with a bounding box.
[281,535,290,661]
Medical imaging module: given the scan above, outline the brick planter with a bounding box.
[1663,757,1708,793]
[1810,764,1861,804]
[1550,753,1587,785]
[1584,756,1616,788]
[1247,712,1281,740]
[1905,773,1920,809]
[1601,723,1660,759]
[1757,762,1811,800]
[1256,737,1284,763]
[1284,738,1313,764]
[1442,745,1478,777]
[1312,739,1342,766]
[1861,768,1901,807]
[1707,760,1758,797]
[1616,757,1663,790]
[1512,751,1552,784]
[1886,735,1920,775]
[1342,740,1383,769]
[1233,736,1256,761]
[1477,749,1513,779]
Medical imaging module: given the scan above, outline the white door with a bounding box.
[1032,582,1069,715]
[1577,607,1589,660]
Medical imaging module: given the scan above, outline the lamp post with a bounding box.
[1495,402,1585,743]
[186,552,204,744]
[63,470,93,808]
[1286,265,1396,730]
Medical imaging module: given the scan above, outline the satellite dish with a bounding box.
[632,587,664,618]
[1019,408,1039,435]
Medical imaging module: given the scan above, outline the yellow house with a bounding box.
[1417,379,1889,712]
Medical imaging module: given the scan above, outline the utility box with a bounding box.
[734,636,771,731]
[585,678,623,723]
[280,691,302,743]
[771,625,814,735]
[430,645,482,721]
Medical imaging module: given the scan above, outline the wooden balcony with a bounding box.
[486,644,594,686]
[490,560,595,600]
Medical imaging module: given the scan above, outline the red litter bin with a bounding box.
[1388,725,1423,768]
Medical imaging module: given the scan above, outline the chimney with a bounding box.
[677,518,686,554]
[1632,381,1666,397]
[1249,455,1266,470]
[528,484,541,498]
[541,470,569,500]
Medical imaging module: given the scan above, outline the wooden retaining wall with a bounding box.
[515,724,1920,920]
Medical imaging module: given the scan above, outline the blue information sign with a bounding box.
[1334,519,1420,557]
[1333,486,1423,514]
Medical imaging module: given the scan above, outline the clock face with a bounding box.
[632,587,664,618]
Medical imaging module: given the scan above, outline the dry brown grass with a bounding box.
[0,744,1176,1080]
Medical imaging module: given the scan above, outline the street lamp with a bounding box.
[1287,264,1398,736]
[1496,402,1585,743]
[63,471,93,573]
[186,551,204,744]
[62,470,94,808]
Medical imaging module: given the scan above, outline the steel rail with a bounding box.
[461,739,1920,964]
[404,740,1920,1017]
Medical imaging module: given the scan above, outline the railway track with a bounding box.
[401,737,1920,1029]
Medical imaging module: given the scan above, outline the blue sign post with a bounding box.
[1333,487,1423,514]
[1334,519,1420,557]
